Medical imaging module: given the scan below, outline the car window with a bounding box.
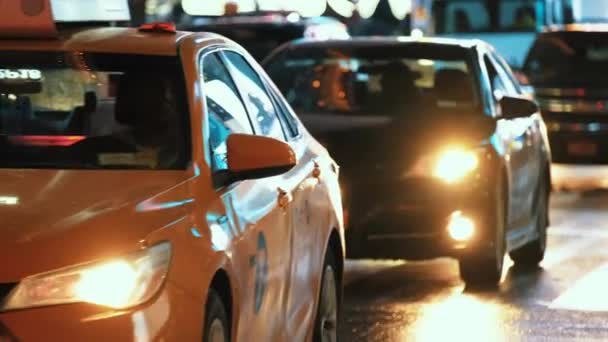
[222,51,286,141]
[266,46,479,118]
[484,55,508,100]
[524,32,608,86]
[201,52,254,173]
[266,84,300,139]
[0,52,190,170]
[492,53,520,94]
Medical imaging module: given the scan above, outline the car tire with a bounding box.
[459,177,506,289]
[313,250,339,342]
[509,175,549,268]
[203,289,230,342]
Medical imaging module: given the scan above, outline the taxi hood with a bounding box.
[0,169,192,281]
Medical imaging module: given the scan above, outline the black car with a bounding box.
[524,25,608,166]
[265,38,551,287]
[181,12,349,61]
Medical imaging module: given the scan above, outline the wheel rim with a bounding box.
[208,318,226,342]
[319,265,338,342]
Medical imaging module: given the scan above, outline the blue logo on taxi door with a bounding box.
[254,232,268,313]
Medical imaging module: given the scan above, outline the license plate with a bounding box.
[567,141,598,157]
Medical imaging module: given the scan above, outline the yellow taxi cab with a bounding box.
[0,1,345,341]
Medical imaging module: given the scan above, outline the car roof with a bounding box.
[284,36,482,50]
[0,27,221,56]
[543,23,608,33]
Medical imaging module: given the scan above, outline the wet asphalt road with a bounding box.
[339,191,608,341]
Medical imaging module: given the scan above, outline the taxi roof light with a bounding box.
[0,0,131,38]
[138,22,177,34]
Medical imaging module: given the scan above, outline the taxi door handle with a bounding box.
[525,127,534,146]
[278,187,291,208]
[312,161,321,178]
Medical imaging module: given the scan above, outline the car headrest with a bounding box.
[380,62,421,88]
[83,91,98,113]
[115,72,172,126]
[434,68,474,103]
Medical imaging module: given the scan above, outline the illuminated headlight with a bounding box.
[447,211,475,241]
[433,148,479,183]
[3,242,171,311]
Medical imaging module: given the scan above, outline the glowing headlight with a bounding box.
[433,148,479,183]
[3,242,171,311]
[447,211,475,241]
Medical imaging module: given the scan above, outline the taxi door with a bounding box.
[200,50,293,341]
[261,71,336,340]
[230,52,336,340]
[219,51,298,341]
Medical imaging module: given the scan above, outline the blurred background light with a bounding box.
[387,0,411,19]
[182,0,328,17]
[328,0,355,17]
[358,0,380,19]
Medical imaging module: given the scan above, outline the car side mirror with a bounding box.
[222,134,296,184]
[499,96,538,119]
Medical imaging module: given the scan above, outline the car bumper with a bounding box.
[0,282,203,341]
[344,177,495,260]
[546,120,608,164]
[551,163,608,191]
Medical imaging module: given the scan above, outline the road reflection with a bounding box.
[404,287,507,342]
[341,192,608,341]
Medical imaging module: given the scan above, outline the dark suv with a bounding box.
[524,25,608,165]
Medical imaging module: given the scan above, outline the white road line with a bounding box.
[541,238,597,269]
[549,227,608,239]
[550,263,608,312]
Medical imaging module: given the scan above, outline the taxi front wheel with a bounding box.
[313,251,339,342]
[203,289,230,342]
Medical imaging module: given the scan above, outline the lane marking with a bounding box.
[541,238,596,269]
[550,263,608,312]
[549,227,608,239]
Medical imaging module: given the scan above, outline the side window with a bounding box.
[222,51,286,141]
[484,55,508,100]
[492,54,520,95]
[268,88,300,138]
[202,52,254,173]
[493,53,523,94]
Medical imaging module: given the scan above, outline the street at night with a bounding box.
[341,191,608,341]
[4,0,608,341]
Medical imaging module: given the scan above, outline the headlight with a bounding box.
[433,148,479,183]
[3,242,171,311]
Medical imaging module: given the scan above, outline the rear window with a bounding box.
[0,52,190,170]
[524,32,608,86]
[433,0,537,34]
[265,45,479,118]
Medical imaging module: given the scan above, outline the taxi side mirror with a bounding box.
[499,96,539,119]
[224,134,296,184]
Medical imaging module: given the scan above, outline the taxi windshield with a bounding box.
[0,52,190,170]
[265,44,479,117]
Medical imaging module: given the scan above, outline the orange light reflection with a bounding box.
[404,289,507,342]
